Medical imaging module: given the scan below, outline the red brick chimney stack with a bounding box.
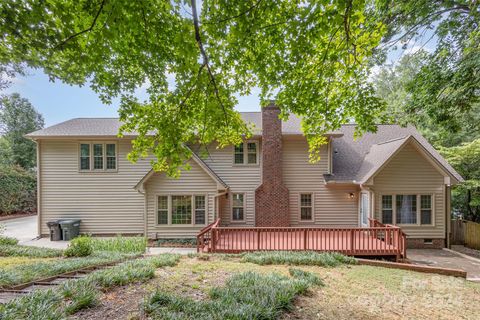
[255,102,290,227]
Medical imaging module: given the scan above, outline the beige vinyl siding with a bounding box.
[144,159,217,238]
[373,142,445,238]
[39,139,151,236]
[283,137,359,226]
[201,142,262,226]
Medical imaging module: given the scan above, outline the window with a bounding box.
[93,144,103,169]
[420,195,432,225]
[157,196,168,225]
[396,195,417,224]
[232,193,244,221]
[247,142,257,164]
[156,195,206,225]
[382,195,393,224]
[79,143,116,171]
[171,196,192,224]
[233,142,257,164]
[106,144,116,169]
[80,144,90,170]
[300,194,313,221]
[194,196,206,225]
[234,143,244,164]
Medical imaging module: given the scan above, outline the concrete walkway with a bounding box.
[2,215,38,243]
[408,249,480,282]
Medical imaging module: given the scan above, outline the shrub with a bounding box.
[64,236,93,257]
[145,270,322,320]
[0,236,19,246]
[89,236,147,254]
[0,244,63,258]
[241,251,357,267]
[0,165,36,215]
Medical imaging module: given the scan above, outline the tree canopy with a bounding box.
[0,0,387,175]
[0,93,44,169]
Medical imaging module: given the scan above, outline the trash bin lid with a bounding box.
[46,221,61,226]
[59,219,81,225]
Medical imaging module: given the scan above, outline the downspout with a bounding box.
[445,184,451,248]
[135,185,148,238]
[36,139,42,237]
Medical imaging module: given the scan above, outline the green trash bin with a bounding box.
[46,220,62,241]
[59,219,81,241]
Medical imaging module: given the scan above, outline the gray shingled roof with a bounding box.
[328,125,463,183]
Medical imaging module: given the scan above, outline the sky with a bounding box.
[4,32,435,127]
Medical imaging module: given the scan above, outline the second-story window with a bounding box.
[79,143,117,172]
[233,141,257,165]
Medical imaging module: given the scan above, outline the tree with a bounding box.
[0,0,387,175]
[0,93,44,169]
[373,51,480,147]
[376,1,480,133]
[439,140,480,222]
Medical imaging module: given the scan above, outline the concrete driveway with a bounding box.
[1,215,69,249]
[408,249,480,282]
[2,215,38,242]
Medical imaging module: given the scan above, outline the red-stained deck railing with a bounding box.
[197,218,407,261]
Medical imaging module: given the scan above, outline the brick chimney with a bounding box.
[255,102,290,227]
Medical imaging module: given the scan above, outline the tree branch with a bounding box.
[190,0,228,126]
[56,0,106,48]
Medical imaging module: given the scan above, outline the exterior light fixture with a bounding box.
[349,193,355,199]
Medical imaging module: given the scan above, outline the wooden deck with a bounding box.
[197,219,407,261]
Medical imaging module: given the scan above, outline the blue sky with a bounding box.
[5,36,435,127]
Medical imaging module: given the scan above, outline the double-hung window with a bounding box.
[232,193,244,221]
[233,142,258,165]
[157,195,206,225]
[79,143,116,171]
[381,194,433,225]
[300,193,313,221]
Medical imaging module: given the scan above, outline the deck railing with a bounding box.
[197,219,407,260]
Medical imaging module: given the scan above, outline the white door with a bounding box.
[360,193,369,227]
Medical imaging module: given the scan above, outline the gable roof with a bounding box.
[134,149,228,192]
[326,125,463,184]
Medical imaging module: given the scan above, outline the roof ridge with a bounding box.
[375,135,410,146]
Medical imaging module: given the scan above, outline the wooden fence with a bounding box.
[451,219,480,250]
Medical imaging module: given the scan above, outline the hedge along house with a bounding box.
[27,103,462,249]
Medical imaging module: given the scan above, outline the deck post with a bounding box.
[304,229,308,250]
[211,229,216,252]
[257,229,261,250]
[350,229,355,255]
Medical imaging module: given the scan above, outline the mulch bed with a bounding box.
[0,212,36,222]
[147,239,195,248]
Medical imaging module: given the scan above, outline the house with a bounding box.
[26,103,463,249]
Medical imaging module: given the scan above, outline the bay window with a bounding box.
[381,194,433,225]
[156,195,206,226]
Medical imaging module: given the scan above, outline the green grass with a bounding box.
[0,251,136,287]
[145,269,322,320]
[0,244,64,258]
[0,236,19,246]
[0,254,181,319]
[241,251,357,267]
[89,236,147,254]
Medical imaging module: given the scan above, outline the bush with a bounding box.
[89,236,147,254]
[145,269,322,319]
[0,165,36,215]
[64,236,93,257]
[0,236,19,246]
[241,251,357,267]
[0,244,63,258]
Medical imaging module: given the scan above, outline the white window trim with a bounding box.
[155,194,207,227]
[379,193,435,227]
[78,142,118,173]
[299,193,314,222]
[231,192,246,222]
[232,140,259,166]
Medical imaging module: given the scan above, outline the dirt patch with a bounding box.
[0,212,36,222]
[71,283,149,320]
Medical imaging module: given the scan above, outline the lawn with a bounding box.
[68,253,480,320]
